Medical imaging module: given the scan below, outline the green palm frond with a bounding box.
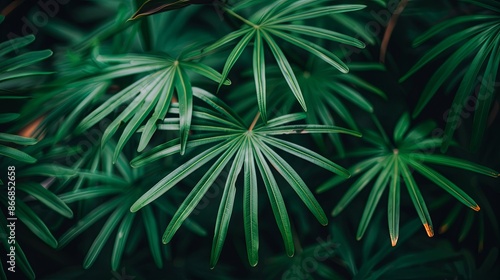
[0,131,38,165]
[130,0,214,20]
[400,0,500,151]
[265,60,385,155]
[332,217,469,280]
[317,113,499,246]
[437,179,500,251]
[181,0,367,122]
[0,35,53,91]
[57,142,206,270]
[0,31,52,164]
[0,156,75,279]
[129,88,360,267]
[36,51,230,160]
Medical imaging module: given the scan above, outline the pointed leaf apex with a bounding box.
[162,236,170,244]
[424,223,434,237]
[391,236,398,247]
[331,208,341,217]
[472,205,480,212]
[439,224,449,234]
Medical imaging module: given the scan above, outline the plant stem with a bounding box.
[223,7,257,28]
[249,112,261,131]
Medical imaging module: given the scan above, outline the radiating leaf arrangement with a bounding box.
[130,0,215,20]
[56,142,206,270]
[2,0,500,278]
[173,0,367,122]
[0,29,52,165]
[317,113,499,246]
[262,60,386,155]
[400,0,500,151]
[19,48,230,159]
[330,216,471,280]
[0,150,76,279]
[129,88,360,267]
[437,174,500,252]
[72,52,229,159]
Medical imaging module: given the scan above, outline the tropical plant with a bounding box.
[317,113,499,246]
[0,0,499,279]
[130,88,360,267]
[400,0,500,151]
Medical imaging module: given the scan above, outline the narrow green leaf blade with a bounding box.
[407,158,480,211]
[162,137,243,244]
[267,28,349,73]
[253,30,267,122]
[412,154,499,177]
[182,61,231,85]
[111,212,136,271]
[0,35,35,57]
[261,136,350,177]
[175,66,194,155]
[268,5,366,24]
[394,113,410,144]
[210,143,245,268]
[142,205,164,268]
[58,198,123,248]
[356,156,394,240]
[257,138,328,226]
[399,160,434,237]
[253,144,294,257]
[17,200,58,248]
[243,138,259,266]
[18,183,73,218]
[262,30,306,111]
[388,157,401,246]
[83,205,129,269]
[332,159,384,215]
[131,139,235,212]
[0,145,37,163]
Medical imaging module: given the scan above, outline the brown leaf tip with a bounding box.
[391,236,398,247]
[439,224,448,234]
[472,205,481,212]
[424,223,434,237]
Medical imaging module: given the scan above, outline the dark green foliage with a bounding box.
[0,0,499,279]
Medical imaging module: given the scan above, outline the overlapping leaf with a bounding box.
[130,0,213,20]
[72,52,229,160]
[317,113,499,246]
[0,32,52,164]
[259,61,385,155]
[129,88,360,267]
[187,0,367,122]
[57,142,206,270]
[400,0,500,151]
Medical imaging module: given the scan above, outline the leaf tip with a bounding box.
[471,205,480,212]
[390,236,398,247]
[439,224,448,234]
[331,207,341,217]
[129,204,140,213]
[424,223,434,237]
